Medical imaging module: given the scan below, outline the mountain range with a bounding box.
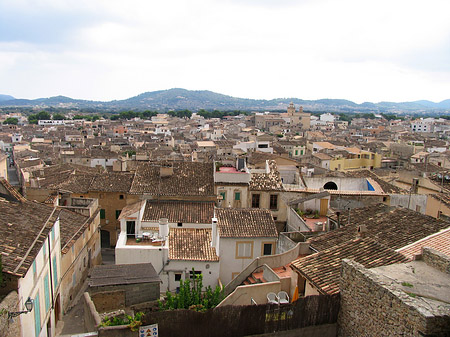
[0,88,449,113]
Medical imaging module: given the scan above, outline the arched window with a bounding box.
[323,181,338,190]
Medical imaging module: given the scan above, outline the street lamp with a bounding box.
[8,297,34,319]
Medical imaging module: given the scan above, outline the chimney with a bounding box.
[158,218,169,239]
[211,217,218,247]
[357,225,368,238]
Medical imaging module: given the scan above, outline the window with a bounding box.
[51,226,55,242]
[189,270,202,279]
[295,150,298,156]
[269,195,278,210]
[119,194,124,200]
[177,222,182,227]
[234,192,240,201]
[100,209,106,219]
[34,293,41,337]
[416,205,421,212]
[175,273,182,282]
[262,243,273,256]
[220,191,226,201]
[236,242,253,259]
[251,194,260,208]
[301,150,304,155]
[115,210,122,219]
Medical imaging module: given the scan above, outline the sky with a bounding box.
[0,0,449,104]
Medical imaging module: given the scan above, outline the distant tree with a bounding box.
[73,115,85,120]
[36,111,51,120]
[3,117,18,125]
[168,109,192,118]
[28,111,50,124]
[52,113,65,120]
[141,110,158,119]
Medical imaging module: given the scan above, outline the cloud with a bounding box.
[0,0,449,103]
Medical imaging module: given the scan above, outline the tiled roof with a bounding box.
[430,193,450,208]
[311,204,450,251]
[0,200,59,276]
[312,153,332,160]
[143,200,215,224]
[0,178,27,202]
[118,200,145,220]
[216,208,278,238]
[29,164,134,193]
[129,162,214,196]
[291,237,409,295]
[169,228,219,261]
[397,227,450,260]
[89,172,134,192]
[88,263,160,287]
[250,160,284,191]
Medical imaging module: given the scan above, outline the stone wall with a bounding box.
[89,282,160,307]
[0,291,20,337]
[91,291,126,313]
[338,259,449,337]
[84,292,101,333]
[422,247,450,274]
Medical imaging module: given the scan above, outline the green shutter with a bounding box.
[235,192,240,201]
[44,274,50,312]
[100,209,106,219]
[52,256,58,287]
[34,293,41,337]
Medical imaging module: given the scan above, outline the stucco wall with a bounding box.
[219,237,277,285]
[219,281,281,306]
[389,194,427,213]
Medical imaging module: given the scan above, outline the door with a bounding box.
[101,230,110,248]
[319,199,328,216]
[126,221,135,236]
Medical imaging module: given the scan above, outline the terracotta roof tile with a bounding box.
[311,204,450,251]
[129,162,214,196]
[0,200,59,276]
[89,263,160,287]
[169,228,219,261]
[143,200,214,224]
[291,237,409,295]
[397,227,450,259]
[250,160,284,191]
[216,208,278,238]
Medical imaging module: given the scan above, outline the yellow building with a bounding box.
[329,148,382,171]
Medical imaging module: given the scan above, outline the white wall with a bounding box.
[218,237,277,285]
[163,260,220,292]
[115,232,168,275]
